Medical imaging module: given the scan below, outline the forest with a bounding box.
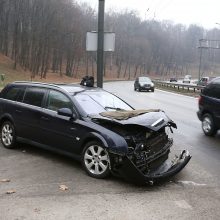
[0,0,220,80]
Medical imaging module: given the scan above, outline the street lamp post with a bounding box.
[97,0,105,88]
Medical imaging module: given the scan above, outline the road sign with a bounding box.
[86,32,115,52]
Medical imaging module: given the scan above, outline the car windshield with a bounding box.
[139,77,151,83]
[74,91,133,115]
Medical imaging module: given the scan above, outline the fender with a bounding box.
[0,113,15,125]
[80,131,128,155]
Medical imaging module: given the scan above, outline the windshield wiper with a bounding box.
[104,106,124,111]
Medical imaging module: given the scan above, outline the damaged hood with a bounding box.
[90,109,176,131]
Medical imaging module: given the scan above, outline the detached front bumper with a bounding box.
[112,150,191,185]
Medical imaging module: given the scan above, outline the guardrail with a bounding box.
[154,80,205,92]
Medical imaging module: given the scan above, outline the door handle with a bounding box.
[15,110,22,113]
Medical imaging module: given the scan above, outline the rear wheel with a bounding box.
[0,121,16,149]
[82,141,110,179]
[202,114,217,136]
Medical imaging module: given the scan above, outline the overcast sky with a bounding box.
[77,0,220,29]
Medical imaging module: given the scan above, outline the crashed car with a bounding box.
[0,82,191,185]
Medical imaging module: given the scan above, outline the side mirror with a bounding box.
[57,108,76,120]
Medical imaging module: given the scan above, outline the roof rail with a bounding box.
[13,81,62,89]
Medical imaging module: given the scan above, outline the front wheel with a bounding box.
[202,114,217,136]
[0,121,16,149]
[82,141,110,179]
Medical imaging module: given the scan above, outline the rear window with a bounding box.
[2,86,25,102]
[23,87,46,107]
[4,87,20,101]
[202,83,220,99]
[211,78,220,84]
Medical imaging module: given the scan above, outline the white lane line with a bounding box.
[177,181,207,186]
[175,200,193,209]
[156,89,199,99]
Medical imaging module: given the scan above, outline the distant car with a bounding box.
[169,77,177,82]
[197,77,220,136]
[183,75,191,83]
[197,76,216,86]
[134,77,154,92]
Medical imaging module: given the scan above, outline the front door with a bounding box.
[39,89,82,154]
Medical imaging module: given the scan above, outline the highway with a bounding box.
[0,81,220,220]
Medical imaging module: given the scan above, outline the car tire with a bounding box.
[151,89,154,92]
[0,121,16,149]
[81,141,110,179]
[202,114,217,136]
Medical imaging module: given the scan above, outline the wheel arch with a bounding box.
[0,114,15,127]
[79,132,109,154]
[201,110,216,122]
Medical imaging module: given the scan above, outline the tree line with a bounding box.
[0,0,220,79]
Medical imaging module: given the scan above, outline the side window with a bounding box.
[4,87,20,101]
[23,87,46,107]
[46,90,72,112]
[203,84,220,99]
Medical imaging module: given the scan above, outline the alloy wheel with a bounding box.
[202,117,212,133]
[202,114,217,136]
[1,121,15,148]
[84,144,109,176]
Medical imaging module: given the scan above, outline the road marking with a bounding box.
[177,181,207,186]
[175,200,193,209]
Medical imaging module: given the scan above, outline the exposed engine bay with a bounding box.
[91,110,191,185]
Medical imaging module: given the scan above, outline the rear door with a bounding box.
[18,87,47,142]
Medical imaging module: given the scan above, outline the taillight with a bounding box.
[198,95,203,105]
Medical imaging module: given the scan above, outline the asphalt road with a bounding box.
[0,81,220,220]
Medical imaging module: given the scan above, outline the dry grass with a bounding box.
[0,54,136,88]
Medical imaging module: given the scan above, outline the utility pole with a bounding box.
[198,46,203,81]
[97,0,105,88]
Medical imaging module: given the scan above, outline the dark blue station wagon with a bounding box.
[0,82,191,184]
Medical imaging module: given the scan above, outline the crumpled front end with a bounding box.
[91,110,191,185]
[108,126,191,185]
